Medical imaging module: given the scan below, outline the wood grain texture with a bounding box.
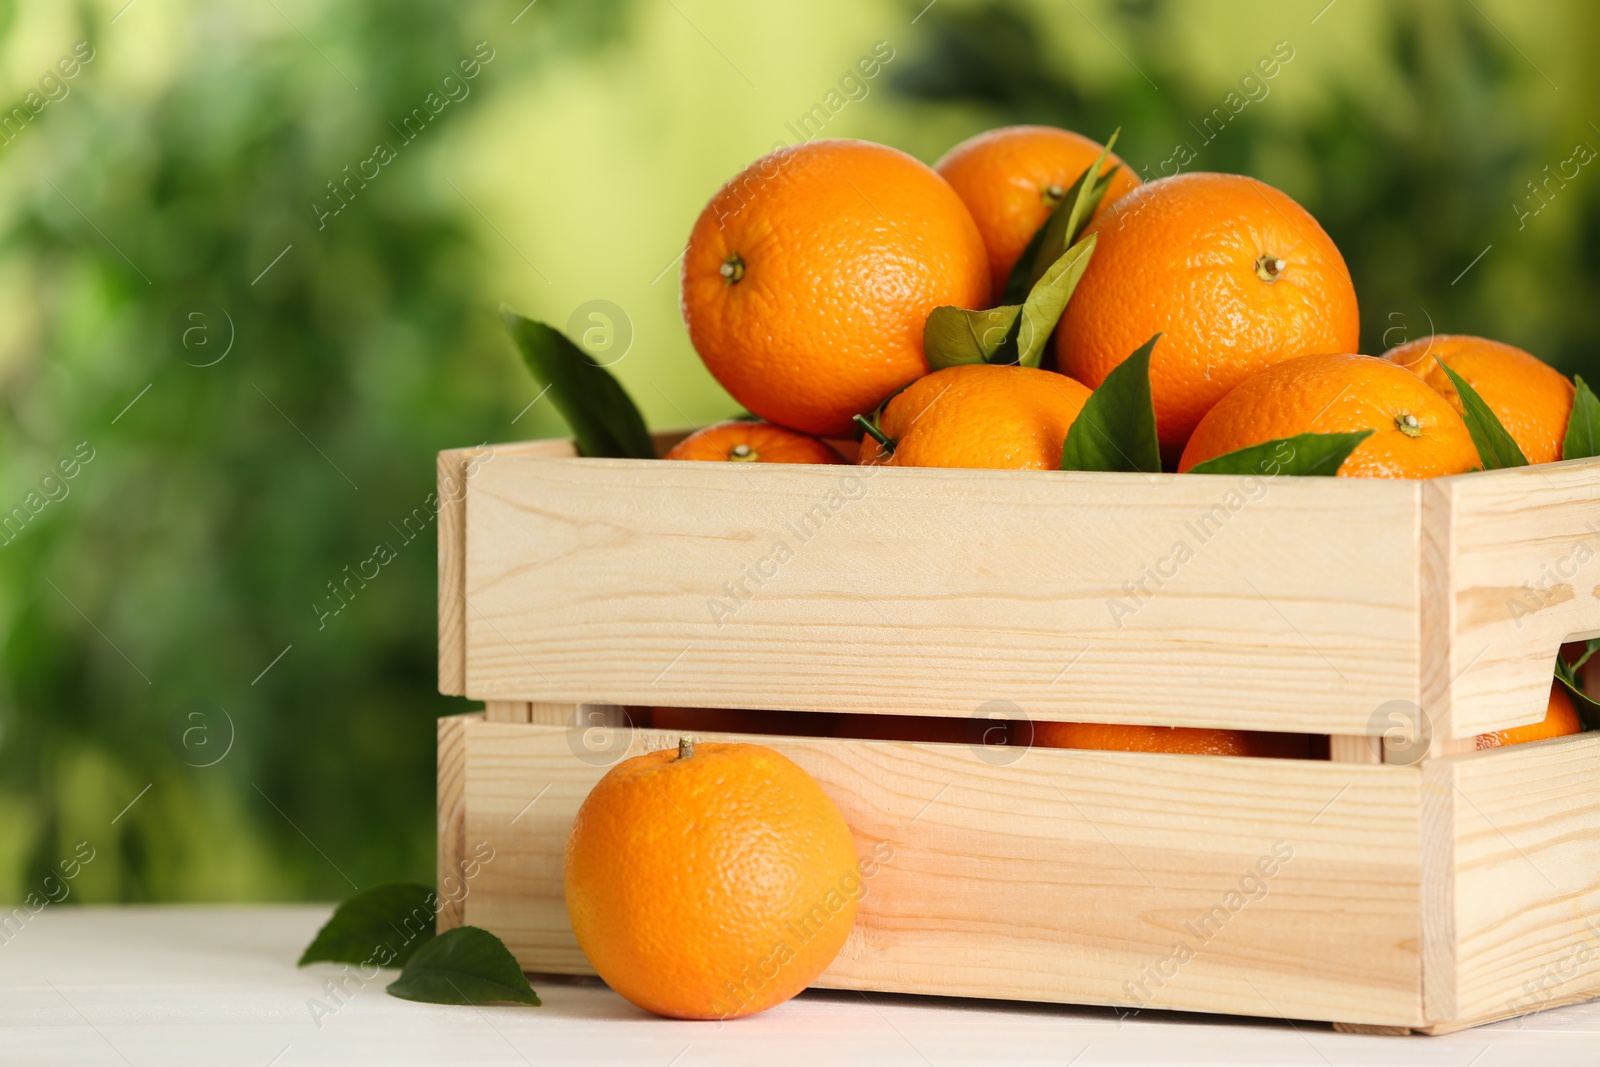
[439,440,580,695]
[435,712,475,932]
[438,432,696,696]
[1426,731,1600,1027]
[1330,736,1383,764]
[484,701,532,723]
[437,449,470,696]
[462,455,1425,734]
[459,719,1425,1026]
[1432,458,1600,740]
[1332,1023,1413,1035]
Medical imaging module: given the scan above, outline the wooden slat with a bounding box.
[460,720,1424,1026]
[437,450,470,696]
[438,432,694,696]
[484,701,532,723]
[1329,736,1383,764]
[462,455,1424,734]
[1432,458,1600,740]
[435,712,475,932]
[438,439,583,695]
[1423,731,1600,1028]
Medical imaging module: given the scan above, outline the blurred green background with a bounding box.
[1,0,1595,902]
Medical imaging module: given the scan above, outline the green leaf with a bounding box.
[1568,638,1600,675]
[1563,375,1600,461]
[386,926,541,1007]
[1435,358,1528,470]
[1013,233,1096,367]
[1060,333,1162,473]
[1554,656,1600,732]
[299,883,437,968]
[1186,431,1375,477]
[925,233,1096,370]
[500,306,655,459]
[1002,128,1122,303]
[923,303,1022,369]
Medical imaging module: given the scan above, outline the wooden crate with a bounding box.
[436,435,1600,1033]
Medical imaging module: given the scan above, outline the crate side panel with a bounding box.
[464,457,1421,734]
[1441,732,1600,1024]
[439,440,580,695]
[1440,459,1600,739]
[462,721,1424,1026]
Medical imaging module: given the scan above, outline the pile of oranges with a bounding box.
[668,125,1588,755]
[676,128,1578,475]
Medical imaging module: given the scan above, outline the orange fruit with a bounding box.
[1032,721,1311,758]
[1178,353,1479,478]
[1057,173,1360,453]
[664,421,844,464]
[935,125,1140,294]
[564,739,860,1019]
[1475,684,1581,749]
[681,139,990,437]
[857,363,1092,469]
[1382,335,1575,465]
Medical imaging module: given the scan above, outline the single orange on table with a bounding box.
[1476,684,1582,749]
[664,421,844,464]
[857,363,1092,470]
[565,739,860,1019]
[1057,173,1360,455]
[681,139,990,438]
[1032,721,1312,758]
[1178,353,1479,478]
[1382,335,1575,465]
[935,125,1139,294]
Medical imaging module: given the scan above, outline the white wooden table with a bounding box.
[2,906,1598,1066]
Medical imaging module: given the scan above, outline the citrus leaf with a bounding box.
[1013,233,1096,368]
[1186,430,1375,477]
[386,926,541,1007]
[299,883,437,968]
[1435,358,1528,469]
[1554,658,1600,732]
[1060,333,1161,473]
[1002,128,1122,302]
[924,303,1022,369]
[1563,375,1600,461]
[500,306,655,459]
[1569,638,1600,675]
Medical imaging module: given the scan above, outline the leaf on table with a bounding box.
[1060,333,1162,473]
[501,306,656,459]
[1186,431,1375,477]
[299,882,437,968]
[386,926,542,1007]
[1562,375,1600,461]
[1435,358,1528,470]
